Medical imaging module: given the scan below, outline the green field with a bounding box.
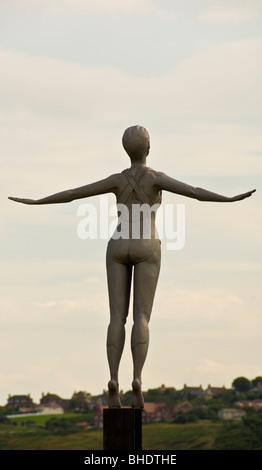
[1,413,261,450]
[143,422,221,450]
[0,415,221,450]
[0,428,103,450]
[5,413,76,431]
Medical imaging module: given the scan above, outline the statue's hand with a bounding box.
[8,197,36,205]
[230,189,256,202]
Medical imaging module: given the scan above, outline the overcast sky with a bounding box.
[1,0,261,405]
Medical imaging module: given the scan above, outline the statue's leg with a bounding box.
[131,241,161,408]
[106,250,132,408]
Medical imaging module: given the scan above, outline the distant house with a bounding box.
[71,391,93,411]
[40,393,68,409]
[252,400,262,410]
[142,402,169,422]
[92,390,109,408]
[205,385,227,399]
[19,407,35,413]
[236,400,262,411]
[177,401,192,413]
[182,384,204,398]
[95,405,132,427]
[36,403,64,415]
[158,384,176,393]
[6,394,34,408]
[95,405,106,427]
[218,408,246,421]
[250,382,262,392]
[95,402,175,427]
[92,389,124,408]
[95,405,136,427]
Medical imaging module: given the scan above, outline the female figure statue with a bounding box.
[9,125,255,408]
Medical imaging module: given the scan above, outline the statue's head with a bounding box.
[122,125,150,161]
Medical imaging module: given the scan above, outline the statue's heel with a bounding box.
[131,379,144,409]
[108,380,121,409]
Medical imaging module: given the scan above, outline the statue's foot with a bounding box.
[131,379,144,409]
[108,380,121,409]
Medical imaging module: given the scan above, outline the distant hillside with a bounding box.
[1,415,262,450]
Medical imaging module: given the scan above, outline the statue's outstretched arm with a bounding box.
[9,174,119,205]
[155,172,256,202]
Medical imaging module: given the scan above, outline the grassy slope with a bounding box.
[0,422,222,450]
[143,423,221,450]
[0,430,103,450]
[5,413,76,430]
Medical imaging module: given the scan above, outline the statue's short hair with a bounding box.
[122,125,150,159]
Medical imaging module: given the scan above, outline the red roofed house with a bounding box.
[158,384,176,393]
[95,405,106,427]
[142,402,172,422]
[205,385,227,399]
[236,400,262,411]
[95,402,173,427]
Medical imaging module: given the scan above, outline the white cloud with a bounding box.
[33,295,108,317]
[9,0,155,13]
[198,6,256,23]
[1,37,261,120]
[1,37,261,194]
[154,287,244,321]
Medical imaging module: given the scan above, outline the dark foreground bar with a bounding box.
[103,408,142,450]
[1,450,256,468]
